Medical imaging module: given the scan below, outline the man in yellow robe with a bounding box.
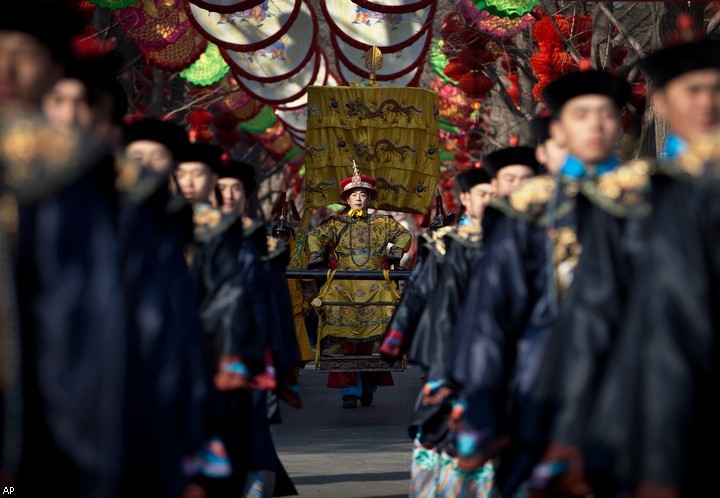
[308,166,412,408]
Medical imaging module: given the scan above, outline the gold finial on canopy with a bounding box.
[365,46,383,87]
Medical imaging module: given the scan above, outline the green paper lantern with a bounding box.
[483,0,538,18]
[430,41,457,86]
[237,105,277,134]
[90,0,138,9]
[180,43,229,87]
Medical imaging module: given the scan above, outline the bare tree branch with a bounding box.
[78,15,131,41]
[597,2,647,57]
[163,88,240,119]
[484,65,527,119]
[707,8,720,35]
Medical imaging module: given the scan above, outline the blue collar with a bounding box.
[560,155,620,179]
[662,134,687,159]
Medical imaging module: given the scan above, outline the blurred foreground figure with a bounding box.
[0,2,127,497]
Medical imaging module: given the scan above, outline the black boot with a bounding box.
[360,392,374,407]
[342,395,358,408]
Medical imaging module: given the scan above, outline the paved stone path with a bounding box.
[274,366,423,497]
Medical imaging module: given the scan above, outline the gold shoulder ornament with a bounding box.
[505,175,556,222]
[672,127,720,180]
[193,204,235,241]
[581,159,653,219]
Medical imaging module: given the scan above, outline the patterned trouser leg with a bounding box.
[409,439,441,498]
[242,469,277,498]
[435,455,496,498]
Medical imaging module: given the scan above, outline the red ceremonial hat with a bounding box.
[339,159,377,200]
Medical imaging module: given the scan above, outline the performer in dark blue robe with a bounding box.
[0,4,129,497]
[118,121,207,498]
[449,70,632,497]
[380,218,445,365]
[182,146,297,496]
[540,34,720,498]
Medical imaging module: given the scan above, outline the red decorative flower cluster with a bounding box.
[440,12,502,99]
[530,13,593,101]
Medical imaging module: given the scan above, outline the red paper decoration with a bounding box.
[457,38,499,70]
[458,72,493,99]
[139,27,207,71]
[530,13,593,101]
[442,60,466,82]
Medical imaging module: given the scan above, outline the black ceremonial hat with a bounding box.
[640,39,720,88]
[217,159,257,196]
[122,118,188,156]
[530,112,553,144]
[455,168,491,193]
[482,146,541,177]
[542,70,631,115]
[177,143,225,173]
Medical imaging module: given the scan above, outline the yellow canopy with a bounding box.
[304,85,440,214]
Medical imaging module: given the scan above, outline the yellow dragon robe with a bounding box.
[307,212,412,350]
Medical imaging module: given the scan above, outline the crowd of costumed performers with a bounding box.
[1,3,720,498]
[377,16,720,498]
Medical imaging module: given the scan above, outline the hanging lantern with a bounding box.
[458,72,493,99]
[442,60,466,82]
[221,0,319,84]
[187,108,214,130]
[180,43,230,87]
[238,106,278,133]
[139,28,207,72]
[441,11,470,50]
[458,35,502,70]
[185,0,301,52]
[114,0,189,49]
[483,0,538,19]
[322,0,436,52]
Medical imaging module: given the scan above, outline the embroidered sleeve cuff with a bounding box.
[307,251,324,267]
[379,329,404,357]
[387,246,404,260]
[456,430,483,458]
[223,360,249,377]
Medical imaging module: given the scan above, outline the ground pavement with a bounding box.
[274,366,424,497]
